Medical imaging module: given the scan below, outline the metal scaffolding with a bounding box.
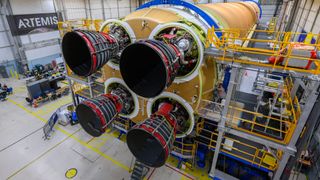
[203,27,320,179]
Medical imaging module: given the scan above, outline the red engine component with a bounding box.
[126,102,177,167]
[62,30,118,77]
[305,50,317,70]
[76,93,123,137]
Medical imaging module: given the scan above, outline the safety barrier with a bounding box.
[196,120,279,171]
[206,28,320,75]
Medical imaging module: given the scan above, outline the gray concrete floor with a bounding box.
[0,78,193,180]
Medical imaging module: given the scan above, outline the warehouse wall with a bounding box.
[0,12,15,62]
[1,0,286,75]
[56,0,138,20]
[291,0,320,41]
[2,0,140,73]
[260,4,278,24]
[0,2,18,77]
[140,0,278,24]
[10,0,55,14]
[5,0,62,71]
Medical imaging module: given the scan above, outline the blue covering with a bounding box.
[43,112,59,139]
[298,29,316,44]
[137,0,222,37]
[243,0,262,19]
[219,150,271,173]
[222,67,231,92]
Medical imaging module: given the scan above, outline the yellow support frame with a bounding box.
[197,76,301,144]
[58,19,103,37]
[195,120,280,171]
[206,28,320,75]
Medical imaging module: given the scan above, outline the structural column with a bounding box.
[209,65,239,177]
[273,77,320,179]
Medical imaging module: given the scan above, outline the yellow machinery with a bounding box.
[60,0,320,179]
[267,17,277,34]
[62,0,261,136]
[58,19,103,34]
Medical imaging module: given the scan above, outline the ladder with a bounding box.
[130,160,150,180]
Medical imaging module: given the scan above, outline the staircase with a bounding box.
[130,160,150,180]
[195,119,218,147]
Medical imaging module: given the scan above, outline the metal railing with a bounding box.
[196,120,279,171]
[112,117,133,132]
[197,77,301,144]
[206,28,320,75]
[172,139,197,160]
[58,19,103,36]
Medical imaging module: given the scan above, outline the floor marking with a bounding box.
[71,148,96,163]
[96,135,113,149]
[65,168,78,179]
[85,129,111,144]
[0,127,43,152]
[7,129,81,180]
[165,164,195,180]
[86,137,95,144]
[147,168,156,180]
[7,98,131,176]
[33,98,72,116]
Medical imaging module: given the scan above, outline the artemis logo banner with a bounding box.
[7,13,59,36]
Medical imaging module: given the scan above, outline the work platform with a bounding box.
[201,25,320,179]
[206,27,320,75]
[58,15,320,179]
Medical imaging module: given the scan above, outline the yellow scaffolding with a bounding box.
[267,17,277,34]
[112,117,133,132]
[58,19,103,37]
[196,119,280,171]
[197,76,301,145]
[206,28,320,75]
[172,140,197,166]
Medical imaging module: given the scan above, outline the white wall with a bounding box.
[62,0,138,20]
[25,44,60,60]
[63,0,87,20]
[291,0,320,40]
[260,5,277,24]
[10,0,56,14]
[20,31,60,45]
[9,0,61,65]
[0,12,15,63]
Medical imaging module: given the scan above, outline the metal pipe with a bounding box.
[209,66,239,177]
[285,0,301,32]
[116,0,120,18]
[301,0,315,32]
[294,0,307,33]
[2,0,27,73]
[310,4,320,32]
[88,0,92,20]
[101,0,106,20]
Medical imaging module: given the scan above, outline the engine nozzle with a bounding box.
[120,40,181,98]
[126,103,177,167]
[75,82,136,137]
[62,30,119,77]
[76,94,122,137]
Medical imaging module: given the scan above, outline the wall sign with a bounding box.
[7,13,59,36]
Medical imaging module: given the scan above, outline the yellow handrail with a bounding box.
[206,28,320,75]
[196,120,279,171]
[198,76,302,144]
